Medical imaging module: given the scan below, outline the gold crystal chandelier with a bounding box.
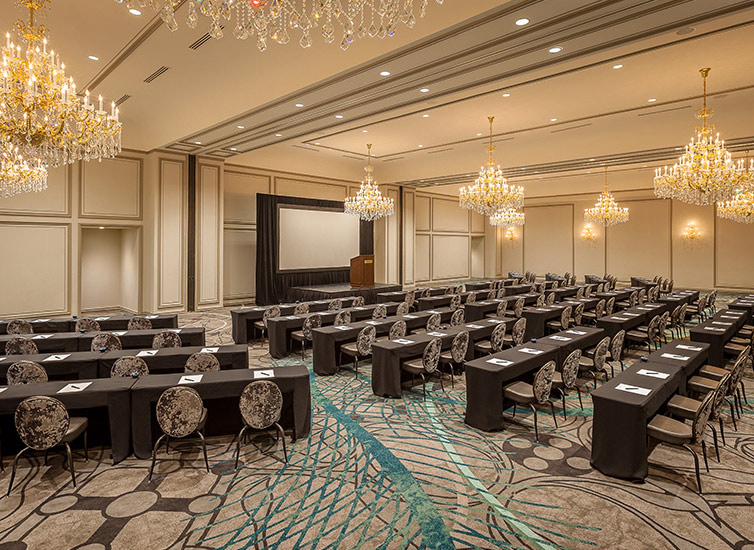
[460,116,524,217]
[344,144,394,221]
[654,68,748,205]
[717,151,754,224]
[118,0,444,51]
[584,167,629,227]
[0,0,122,197]
[0,143,47,198]
[489,207,525,227]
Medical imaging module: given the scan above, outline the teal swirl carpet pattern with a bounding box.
[0,303,753,549]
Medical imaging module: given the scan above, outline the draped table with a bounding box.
[0,314,178,335]
[596,303,667,338]
[0,350,102,383]
[728,296,754,323]
[630,277,659,289]
[521,305,567,340]
[690,308,747,366]
[659,290,700,310]
[503,284,535,297]
[417,292,479,311]
[463,294,540,322]
[98,345,249,377]
[534,327,607,365]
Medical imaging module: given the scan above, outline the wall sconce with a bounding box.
[505,227,517,241]
[581,223,596,241]
[682,221,701,241]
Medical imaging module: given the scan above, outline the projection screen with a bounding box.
[278,205,361,271]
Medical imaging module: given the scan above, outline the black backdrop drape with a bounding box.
[255,194,374,305]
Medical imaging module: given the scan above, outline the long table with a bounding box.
[417,292,478,311]
[591,340,710,480]
[98,345,249,377]
[463,293,540,322]
[630,277,659,289]
[596,303,667,338]
[728,295,754,323]
[0,350,102,383]
[0,314,178,335]
[690,308,747,366]
[534,327,607,365]
[658,290,700,311]
[130,367,311,459]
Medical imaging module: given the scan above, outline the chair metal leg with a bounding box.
[439,372,447,395]
[719,417,726,446]
[560,391,567,420]
[701,440,710,473]
[44,449,48,466]
[708,425,720,462]
[149,434,166,481]
[420,373,426,401]
[64,443,76,488]
[165,435,170,455]
[84,430,88,462]
[196,431,210,473]
[530,404,539,442]
[682,444,702,494]
[576,387,583,410]
[548,400,558,428]
[275,423,288,463]
[7,447,30,496]
[726,398,738,431]
[235,425,248,469]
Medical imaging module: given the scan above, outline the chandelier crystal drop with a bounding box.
[717,151,754,224]
[0,143,47,198]
[0,0,122,179]
[459,116,524,216]
[489,207,525,227]
[653,68,748,205]
[584,167,629,227]
[118,0,444,51]
[344,144,394,221]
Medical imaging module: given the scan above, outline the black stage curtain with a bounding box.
[255,194,374,305]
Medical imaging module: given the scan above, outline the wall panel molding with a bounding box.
[158,158,187,310]
[80,155,143,220]
[197,163,222,307]
[0,165,71,217]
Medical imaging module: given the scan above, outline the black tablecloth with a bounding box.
[98,345,249,377]
[630,277,659,289]
[534,327,606,365]
[78,328,205,351]
[0,314,178,335]
[503,284,534,297]
[417,292,478,311]
[0,351,101,383]
[130,367,311,459]
[584,275,608,286]
[658,291,700,310]
[690,309,747,366]
[0,332,81,353]
[728,296,754,323]
[596,303,666,338]
[464,343,559,431]
[595,289,632,303]
[0,377,134,463]
[463,294,540,322]
[645,340,710,393]
[465,281,495,292]
[521,305,566,340]
[288,284,401,304]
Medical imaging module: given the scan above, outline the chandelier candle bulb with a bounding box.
[584,167,629,227]
[344,144,394,221]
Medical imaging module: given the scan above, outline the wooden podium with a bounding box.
[350,255,375,288]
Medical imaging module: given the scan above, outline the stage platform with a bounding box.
[288,283,402,304]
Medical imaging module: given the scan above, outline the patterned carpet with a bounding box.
[1,295,754,550]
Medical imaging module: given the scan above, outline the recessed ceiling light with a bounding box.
[422,114,430,118]
[613,64,623,69]
[648,98,657,102]
[230,147,237,151]
[502,93,511,97]
[362,130,368,133]
[314,142,320,145]
[335,114,344,119]
[88,55,99,61]
[275,133,282,137]
[379,71,391,76]
[99,226,105,230]
[295,103,304,108]
[418,144,423,148]
[419,88,430,93]
[589,158,595,161]
[550,118,557,122]
[476,133,483,137]
[515,18,530,26]
[237,125,245,129]
[128,8,142,15]
[194,141,201,145]
[548,46,563,53]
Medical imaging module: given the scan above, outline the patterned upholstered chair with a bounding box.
[328,299,343,311]
[401,337,443,400]
[152,331,181,349]
[339,325,376,377]
[546,306,572,333]
[474,322,505,356]
[503,361,558,442]
[596,283,604,293]
[405,290,416,310]
[253,306,281,340]
[439,330,469,388]
[578,336,610,387]
[91,333,123,352]
[575,287,584,300]
[585,329,625,373]
[449,308,465,327]
[445,286,455,295]
[658,311,670,343]
[5,337,38,356]
[7,396,88,495]
[513,297,525,318]
[412,313,441,335]
[334,311,351,326]
[626,315,661,353]
[449,295,462,311]
[536,294,545,307]
[487,300,508,319]
[546,293,555,306]
[647,391,714,493]
[503,318,526,348]
[372,304,388,319]
[352,296,366,308]
[7,361,48,385]
[149,386,209,481]
[420,288,431,299]
[570,303,585,326]
[584,285,592,298]
[486,290,497,301]
[638,288,647,305]
[185,352,220,373]
[378,320,407,343]
[466,292,477,304]
[290,313,322,360]
[293,303,310,315]
[617,290,638,310]
[605,297,616,315]
[111,356,150,378]
[396,302,410,316]
[75,318,101,333]
[7,319,33,335]
[235,380,287,468]
[582,299,605,325]
[127,316,152,330]
[551,350,583,418]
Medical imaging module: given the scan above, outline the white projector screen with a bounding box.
[278,206,361,271]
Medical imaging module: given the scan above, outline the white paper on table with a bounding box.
[57,382,92,393]
[465,324,484,329]
[365,321,381,325]
[519,348,544,355]
[549,335,572,341]
[720,316,740,320]
[637,369,670,380]
[334,326,350,331]
[94,317,110,321]
[624,313,640,317]
[488,319,505,324]
[612,316,629,321]
[34,318,51,322]
[112,331,127,336]
[0,387,6,393]
[44,354,71,362]
[32,334,53,339]
[636,307,653,311]
[660,353,689,361]
[479,302,491,305]
[252,307,265,311]
[427,310,440,314]
[137,350,158,357]
[712,321,732,326]
[565,330,587,335]
[393,339,414,345]
[427,332,447,337]
[402,315,418,319]
[353,307,366,310]
[253,370,275,379]
[0,357,5,362]
[677,344,703,352]
[615,383,652,396]
[179,375,203,384]
[487,358,513,366]
[704,327,725,331]
[168,329,182,333]
[535,308,549,312]
[200,347,219,353]
[287,316,299,320]
[145,315,159,319]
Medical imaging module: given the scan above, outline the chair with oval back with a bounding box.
[658,311,670,343]
[439,330,469,388]
[450,308,465,327]
[551,350,584,419]
[185,352,221,373]
[90,333,123,352]
[487,300,508,319]
[474,322,505,356]
[578,336,611,387]
[75,318,101,333]
[253,306,282,340]
[544,293,555,306]
[7,396,88,494]
[7,319,33,335]
[420,288,431,299]
[334,310,351,326]
[605,297,616,315]
[536,294,545,307]
[396,302,410,316]
[151,331,181,349]
[352,296,366,308]
[575,287,584,300]
[513,297,525,318]
[405,290,416,310]
[503,361,558,442]
[5,337,38,356]
[486,289,498,300]
[388,320,407,341]
[445,286,455,295]
[546,306,572,334]
[626,315,661,353]
[149,386,209,481]
[290,313,322,360]
[503,318,526,348]
[339,325,376,377]
[293,303,310,315]
[111,356,150,378]
[7,361,48,385]
[449,295,462,311]
[234,380,287,468]
[582,299,605,325]
[127,316,152,330]
[638,288,647,304]
[412,313,441,335]
[372,304,388,319]
[401,337,443,400]
[570,303,585,326]
[466,292,477,304]
[328,299,343,311]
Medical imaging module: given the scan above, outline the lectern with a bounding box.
[350,255,375,288]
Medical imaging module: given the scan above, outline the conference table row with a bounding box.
[690,308,748,366]
[728,295,754,323]
[0,314,178,335]
[0,365,311,464]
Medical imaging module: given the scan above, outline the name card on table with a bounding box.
[660,353,689,361]
[488,319,506,324]
[44,354,71,362]
[704,327,725,332]
[334,326,350,331]
[200,347,219,353]
[565,330,587,335]
[479,302,492,305]
[712,321,732,326]
[34,319,51,322]
[623,313,640,317]
[353,307,366,310]
[393,339,414,345]
[636,307,654,311]
[179,375,203,384]
[94,317,111,321]
[253,370,274,379]
[32,334,53,339]
[637,369,670,380]
[487,358,513,366]
[549,336,572,342]
[519,348,544,355]
[112,331,127,336]
[365,321,382,326]
[168,329,182,333]
[287,316,299,320]
[677,344,703,352]
[145,315,159,319]
[611,317,629,321]
[252,307,265,311]
[58,382,92,393]
[427,332,447,337]
[403,315,418,319]
[137,350,158,357]
[427,311,441,314]
[465,324,484,329]
[615,383,651,396]
[720,316,740,320]
[0,387,6,394]
[0,357,5,362]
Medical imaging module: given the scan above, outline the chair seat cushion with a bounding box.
[411,328,428,335]
[290,330,305,341]
[340,342,359,356]
[626,330,647,340]
[439,351,454,363]
[729,337,749,346]
[545,320,562,329]
[402,360,425,374]
[62,417,88,443]
[698,364,728,381]
[474,340,492,354]
[198,407,208,432]
[253,320,265,330]
[666,395,701,420]
[647,414,692,445]
[551,371,564,389]
[578,357,594,370]
[724,343,745,355]
[687,375,717,395]
[503,380,535,402]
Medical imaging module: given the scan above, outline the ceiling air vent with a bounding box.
[638,105,691,117]
[382,156,404,163]
[189,26,225,50]
[114,94,131,106]
[427,148,453,155]
[144,66,170,84]
[551,123,592,133]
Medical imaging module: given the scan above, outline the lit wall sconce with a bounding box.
[682,221,701,241]
[581,223,596,241]
[505,227,517,241]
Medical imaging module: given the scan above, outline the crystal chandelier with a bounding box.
[654,68,748,205]
[584,167,629,227]
[489,207,525,227]
[118,0,444,51]
[460,116,524,217]
[344,144,394,221]
[718,152,754,223]
[0,143,47,198]
[0,0,122,196]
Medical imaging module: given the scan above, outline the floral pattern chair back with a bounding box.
[546,293,555,305]
[594,299,605,319]
[76,318,101,333]
[334,311,351,326]
[606,297,616,315]
[389,320,407,340]
[352,296,365,308]
[405,290,416,308]
[449,295,462,311]
[559,306,572,330]
[629,291,638,308]
[15,396,69,450]
[426,313,441,332]
[240,380,283,430]
[466,292,477,304]
[7,361,48,385]
[127,316,152,330]
[536,294,545,307]
[294,303,310,315]
[372,304,388,319]
[156,386,204,438]
[513,297,524,318]
[575,287,584,300]
[302,313,322,341]
[573,303,585,325]
[91,333,122,352]
[396,302,410,316]
[532,361,557,404]
[450,331,470,363]
[496,301,508,317]
[638,288,647,304]
[593,336,611,371]
[5,336,38,356]
[487,290,497,301]
[420,288,431,299]
[185,352,220,373]
[490,323,506,352]
[561,350,582,388]
[263,306,282,327]
[328,299,342,311]
[356,325,377,356]
[421,338,442,373]
[692,391,715,445]
[7,319,33,335]
[611,330,626,362]
[111,356,150,378]
[511,318,526,346]
[151,331,181,349]
[450,309,465,327]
